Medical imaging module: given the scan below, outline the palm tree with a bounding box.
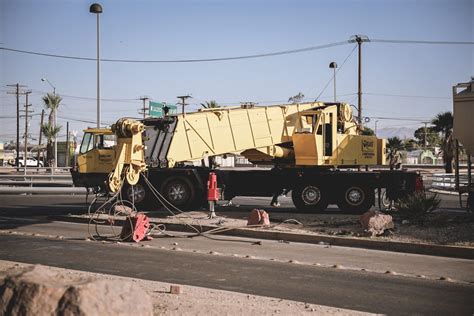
[414,126,440,148]
[200,100,219,109]
[42,93,62,167]
[431,111,454,173]
[41,123,61,168]
[288,92,305,104]
[387,137,403,170]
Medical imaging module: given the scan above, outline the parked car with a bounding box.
[16,157,44,167]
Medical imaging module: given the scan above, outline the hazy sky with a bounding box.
[1,0,473,143]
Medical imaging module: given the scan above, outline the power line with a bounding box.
[365,92,450,99]
[57,115,112,125]
[370,116,431,122]
[315,44,358,101]
[0,40,350,63]
[371,39,474,45]
[31,89,140,103]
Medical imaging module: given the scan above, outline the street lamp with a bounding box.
[89,3,103,128]
[41,78,56,95]
[375,120,379,136]
[329,62,337,102]
[41,77,58,170]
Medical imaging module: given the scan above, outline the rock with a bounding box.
[359,210,394,236]
[0,265,153,316]
[0,265,70,316]
[247,209,270,226]
[113,204,133,215]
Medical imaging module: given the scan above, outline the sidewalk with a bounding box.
[51,203,474,260]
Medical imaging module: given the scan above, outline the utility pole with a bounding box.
[177,95,192,118]
[6,83,27,170]
[350,35,369,125]
[37,109,45,165]
[422,121,429,149]
[21,91,33,174]
[139,96,149,120]
[65,121,69,167]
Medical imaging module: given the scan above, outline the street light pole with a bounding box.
[90,3,103,128]
[41,78,56,95]
[329,62,337,102]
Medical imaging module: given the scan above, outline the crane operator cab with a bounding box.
[292,103,385,167]
[72,128,116,189]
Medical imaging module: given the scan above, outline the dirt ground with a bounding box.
[155,207,474,247]
[0,260,370,316]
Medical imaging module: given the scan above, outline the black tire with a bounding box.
[337,184,374,214]
[121,180,157,211]
[291,183,329,213]
[160,176,196,211]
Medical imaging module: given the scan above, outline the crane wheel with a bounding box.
[122,180,156,211]
[337,184,374,214]
[160,177,196,211]
[291,183,329,213]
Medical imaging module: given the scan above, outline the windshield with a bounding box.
[80,133,94,153]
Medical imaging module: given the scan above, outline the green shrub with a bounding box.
[397,192,441,220]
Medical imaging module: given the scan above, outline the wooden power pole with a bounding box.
[350,35,369,125]
[139,96,149,120]
[37,109,45,164]
[6,83,27,170]
[21,91,33,172]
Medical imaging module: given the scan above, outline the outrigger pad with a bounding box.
[120,213,150,242]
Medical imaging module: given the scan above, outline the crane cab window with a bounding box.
[80,133,115,153]
[80,133,94,153]
[302,114,323,135]
[96,134,116,149]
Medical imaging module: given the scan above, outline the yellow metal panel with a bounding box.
[166,102,320,166]
[453,86,474,153]
[77,148,114,173]
[334,135,379,166]
[226,110,255,150]
[377,138,386,165]
[293,133,324,165]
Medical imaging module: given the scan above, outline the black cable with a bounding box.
[371,39,474,45]
[0,40,349,63]
[365,92,450,99]
[315,44,357,101]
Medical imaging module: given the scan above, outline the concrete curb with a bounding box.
[48,215,474,260]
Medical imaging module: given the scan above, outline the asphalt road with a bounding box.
[0,194,472,314]
[0,233,473,315]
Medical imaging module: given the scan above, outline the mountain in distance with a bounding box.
[376,127,416,139]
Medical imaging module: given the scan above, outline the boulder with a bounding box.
[0,265,153,316]
[57,279,153,316]
[0,265,69,316]
[359,210,394,236]
[247,209,270,226]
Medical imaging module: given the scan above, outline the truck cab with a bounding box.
[72,128,116,189]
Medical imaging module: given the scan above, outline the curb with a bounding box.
[48,215,474,260]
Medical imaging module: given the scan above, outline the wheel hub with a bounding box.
[169,184,185,201]
[127,184,146,203]
[345,187,364,206]
[301,186,321,205]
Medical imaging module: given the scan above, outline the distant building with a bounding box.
[404,149,439,165]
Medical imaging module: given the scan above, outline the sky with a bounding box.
[1,0,473,144]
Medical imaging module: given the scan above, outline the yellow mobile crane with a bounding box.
[72,101,421,213]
